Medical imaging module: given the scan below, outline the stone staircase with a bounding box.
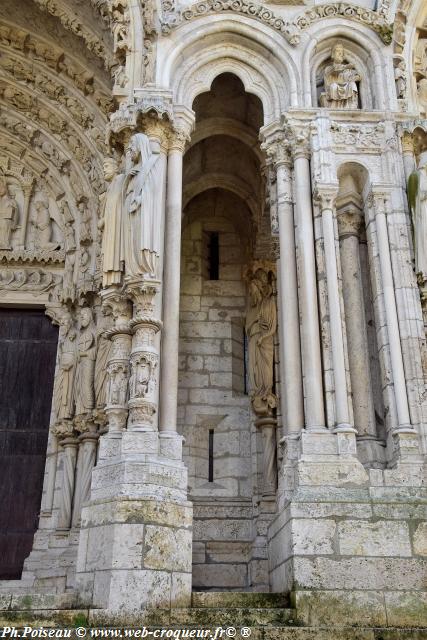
[0,591,426,638]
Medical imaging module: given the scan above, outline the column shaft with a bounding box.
[374,195,412,430]
[339,226,377,437]
[320,193,352,430]
[294,155,325,429]
[276,162,304,435]
[56,438,78,531]
[159,147,184,433]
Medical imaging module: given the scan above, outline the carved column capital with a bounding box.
[401,131,415,155]
[314,186,339,212]
[101,287,132,332]
[285,123,311,160]
[261,132,291,168]
[168,125,191,153]
[141,116,171,152]
[337,210,364,238]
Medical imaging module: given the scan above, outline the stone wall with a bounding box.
[178,200,259,590]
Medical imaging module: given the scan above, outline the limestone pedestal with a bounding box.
[75,430,192,621]
[268,430,427,627]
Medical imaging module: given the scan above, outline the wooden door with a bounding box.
[0,308,58,579]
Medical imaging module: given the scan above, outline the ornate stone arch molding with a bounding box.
[302,25,392,110]
[161,22,297,121]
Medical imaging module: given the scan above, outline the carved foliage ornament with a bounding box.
[164,1,392,45]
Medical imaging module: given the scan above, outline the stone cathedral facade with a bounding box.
[0,0,427,631]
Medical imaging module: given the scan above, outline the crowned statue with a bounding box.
[320,43,361,110]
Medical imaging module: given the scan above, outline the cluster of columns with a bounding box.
[264,123,418,463]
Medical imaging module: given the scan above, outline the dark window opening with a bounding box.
[208,429,214,482]
[208,232,219,280]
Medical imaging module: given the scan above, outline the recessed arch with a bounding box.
[158,18,300,122]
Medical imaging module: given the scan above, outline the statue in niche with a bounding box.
[74,307,97,416]
[394,60,407,99]
[108,365,128,406]
[408,151,427,280]
[0,177,18,249]
[94,307,113,410]
[61,202,76,253]
[54,314,77,422]
[245,267,277,416]
[31,198,60,250]
[320,43,361,110]
[78,200,92,244]
[102,133,162,285]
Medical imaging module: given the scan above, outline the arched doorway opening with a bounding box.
[178,73,277,591]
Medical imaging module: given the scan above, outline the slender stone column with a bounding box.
[266,135,304,436]
[56,437,79,531]
[293,147,325,430]
[371,191,414,434]
[159,129,188,433]
[317,188,352,432]
[338,211,377,438]
[71,431,98,528]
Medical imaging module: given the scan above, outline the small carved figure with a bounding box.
[74,307,97,416]
[394,60,406,99]
[0,177,18,249]
[109,367,128,406]
[78,200,92,244]
[31,198,60,250]
[320,43,361,109]
[245,267,277,416]
[94,308,113,409]
[54,315,77,421]
[408,151,427,279]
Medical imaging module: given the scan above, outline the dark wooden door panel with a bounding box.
[0,308,58,579]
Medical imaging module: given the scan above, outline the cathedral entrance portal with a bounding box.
[0,308,58,578]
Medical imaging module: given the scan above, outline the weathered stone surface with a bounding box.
[338,520,412,556]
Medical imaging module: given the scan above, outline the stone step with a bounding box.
[191,591,288,609]
[167,607,296,626]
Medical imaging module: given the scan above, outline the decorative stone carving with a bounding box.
[78,200,92,245]
[31,198,61,251]
[127,282,161,431]
[94,307,113,411]
[0,268,61,291]
[394,58,407,100]
[54,312,77,423]
[0,176,18,249]
[74,306,97,417]
[245,265,277,416]
[102,133,163,284]
[330,122,385,150]
[408,151,427,279]
[320,43,360,110]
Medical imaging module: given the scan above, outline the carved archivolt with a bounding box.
[162,0,393,46]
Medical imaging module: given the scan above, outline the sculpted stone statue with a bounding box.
[94,308,112,410]
[245,267,277,416]
[408,151,427,280]
[102,133,163,286]
[54,314,77,422]
[0,177,18,249]
[31,198,59,250]
[101,157,124,286]
[122,133,163,278]
[74,307,97,416]
[320,43,360,110]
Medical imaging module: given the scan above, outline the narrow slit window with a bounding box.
[208,429,214,482]
[208,232,219,280]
